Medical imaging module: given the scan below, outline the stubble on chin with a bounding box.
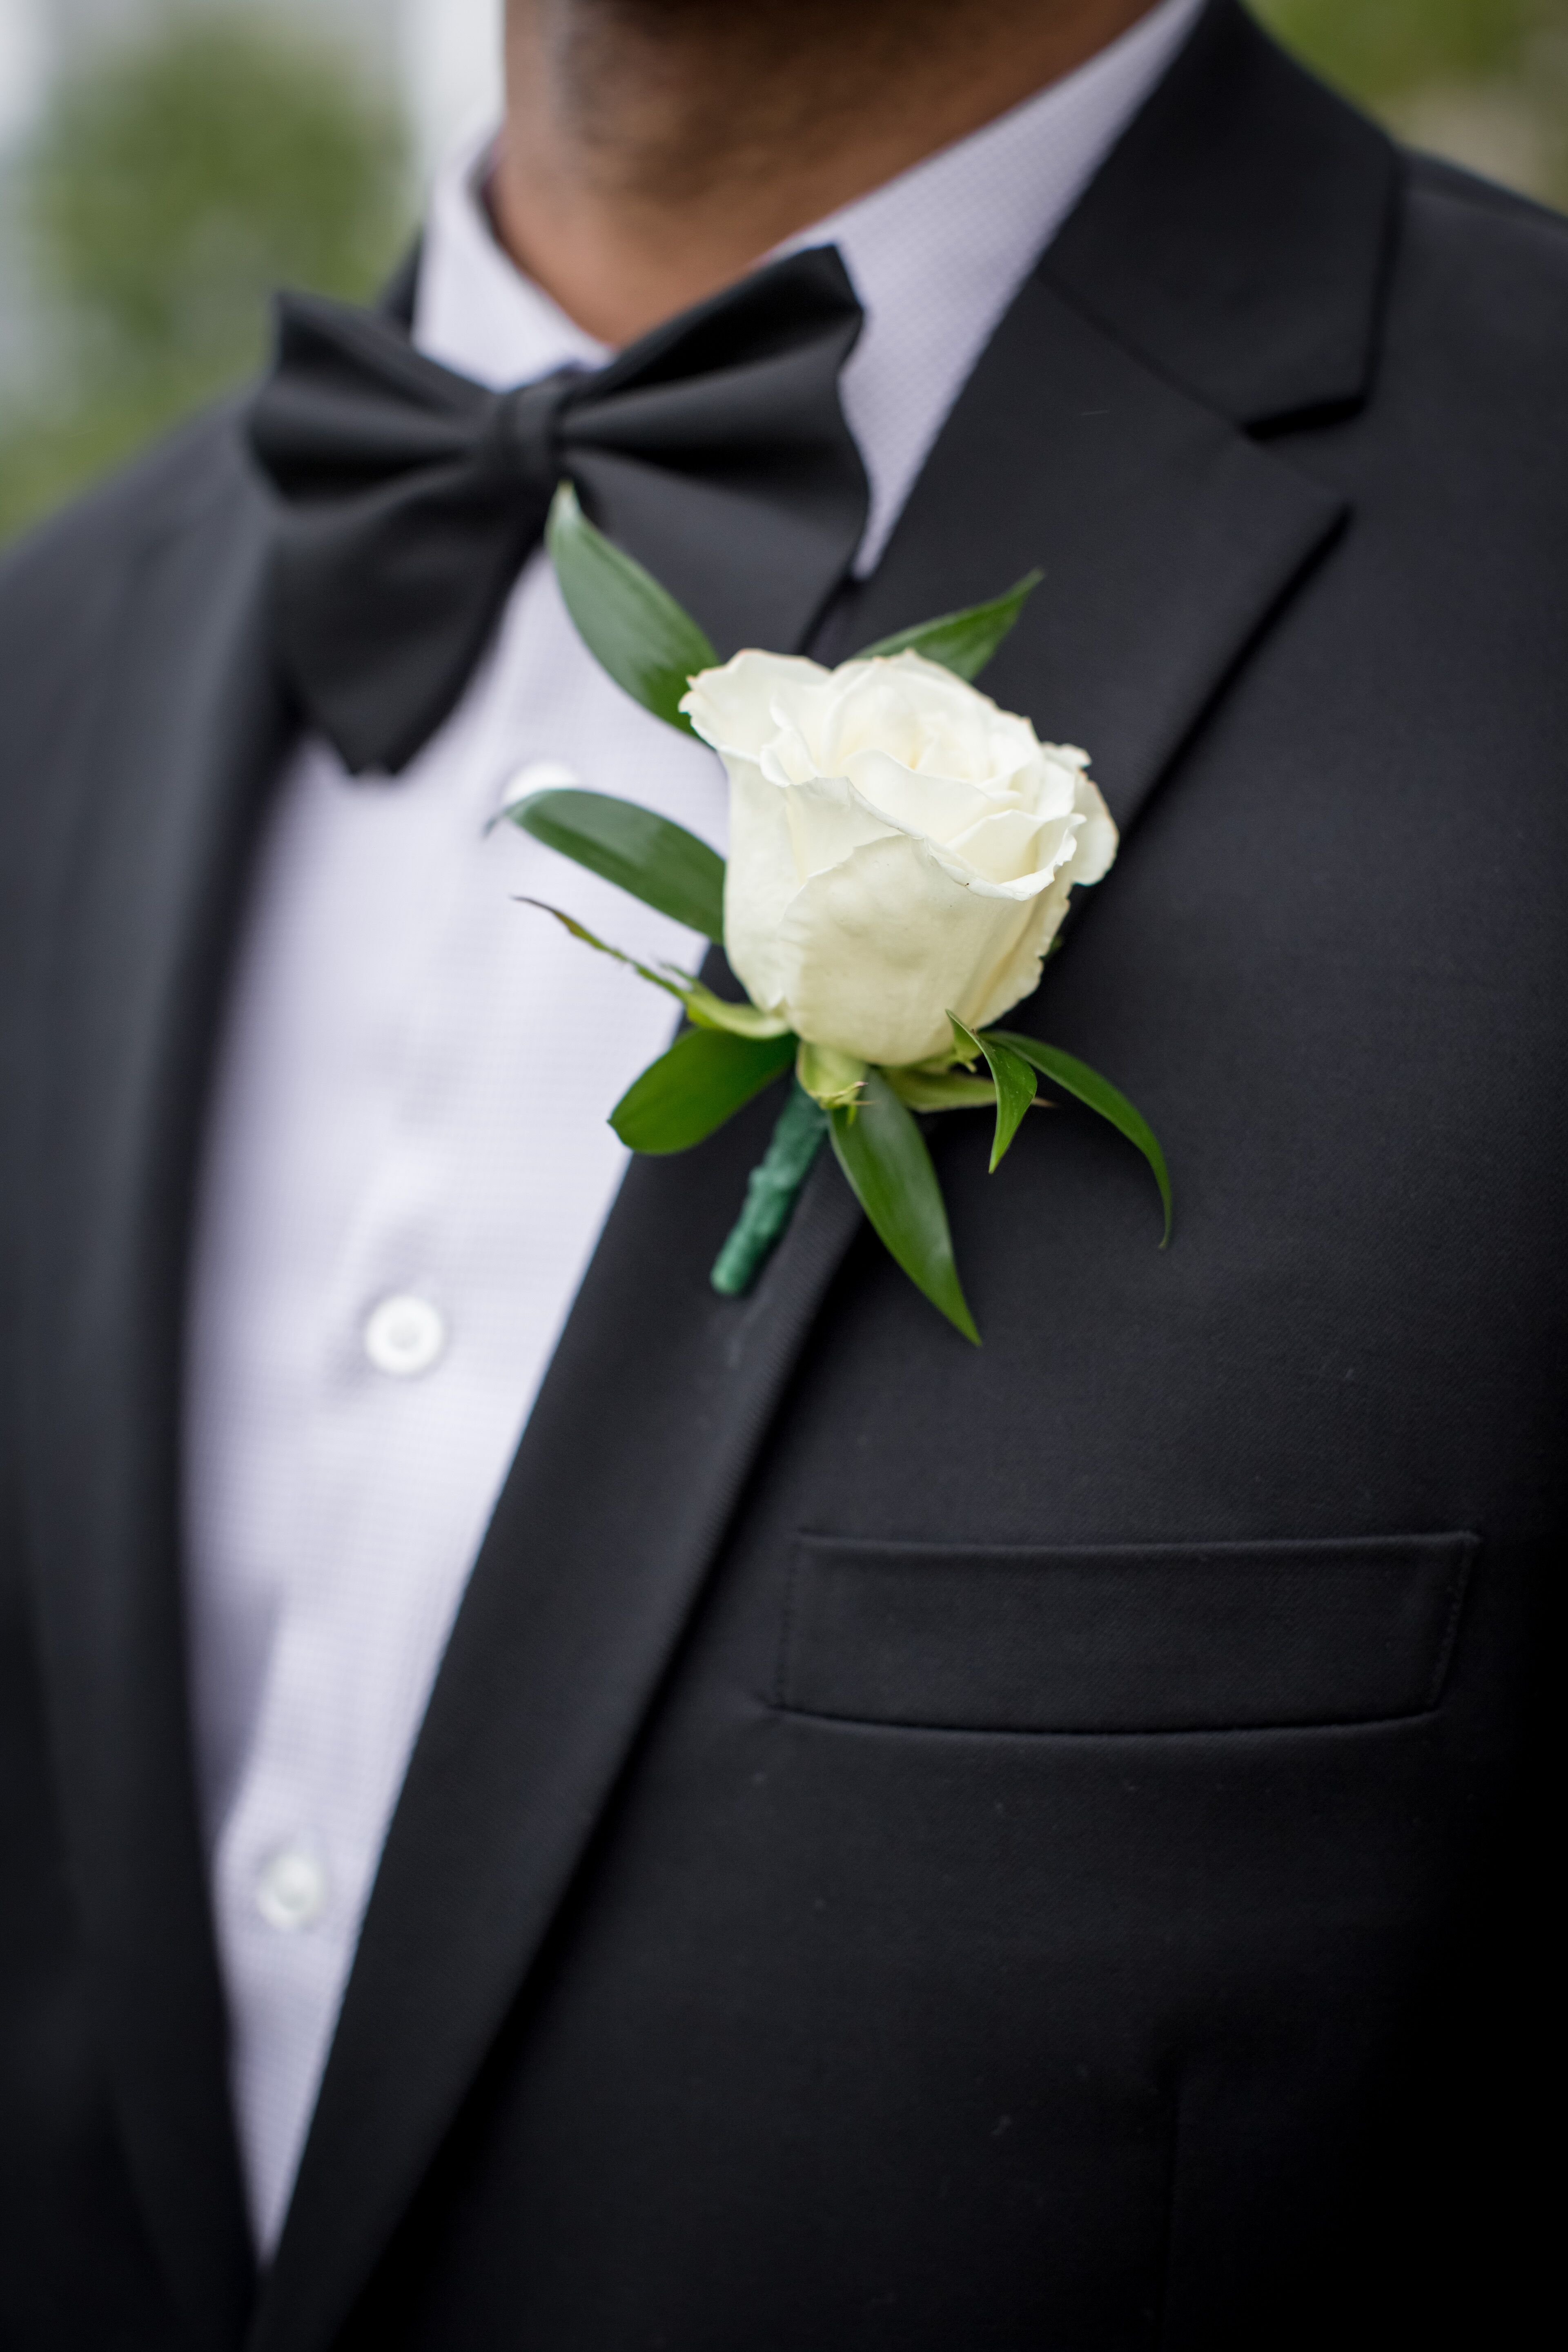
[506,0,1044,200]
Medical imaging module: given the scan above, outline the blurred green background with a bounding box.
[1262,0,1568,193]
[0,7,414,544]
[1,0,1565,549]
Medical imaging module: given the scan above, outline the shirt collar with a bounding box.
[414,0,1207,573]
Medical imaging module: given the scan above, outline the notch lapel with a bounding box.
[19,443,290,2348]
[825,259,1349,846]
[826,0,1395,844]
[257,12,1399,2341]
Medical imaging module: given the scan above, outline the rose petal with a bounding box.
[941,803,1051,884]
[778,769,899,880]
[773,832,1045,1067]
[683,650,829,760]
[842,745,1001,844]
[713,646,1119,1063]
[718,751,799,1016]
[1062,779,1118,884]
[967,871,1078,1032]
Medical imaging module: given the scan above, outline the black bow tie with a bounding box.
[247,245,868,775]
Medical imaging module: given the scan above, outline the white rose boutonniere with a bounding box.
[688,649,1118,1069]
[504,486,1170,1343]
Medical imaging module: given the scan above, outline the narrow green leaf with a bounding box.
[988,1031,1173,1243]
[547,482,717,733]
[506,785,726,941]
[852,569,1043,682]
[948,1013,1038,1172]
[830,1066,980,1344]
[611,1025,796,1154]
[517,897,688,1003]
[518,895,789,1047]
[679,980,793,1040]
[884,1068,999,1113]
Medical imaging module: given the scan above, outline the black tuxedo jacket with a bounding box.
[1,7,1561,2346]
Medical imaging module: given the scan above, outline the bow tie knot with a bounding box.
[492,368,585,504]
[248,247,869,775]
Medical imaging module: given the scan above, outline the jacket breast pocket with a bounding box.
[775,1532,1477,1734]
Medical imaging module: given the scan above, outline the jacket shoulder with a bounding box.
[1402,148,1568,240]
[1384,148,1568,398]
[1396,147,1568,300]
[0,401,263,804]
[0,398,259,651]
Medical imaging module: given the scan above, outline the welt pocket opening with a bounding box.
[774,1532,1477,1736]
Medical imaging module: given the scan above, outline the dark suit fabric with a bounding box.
[0,5,1561,2346]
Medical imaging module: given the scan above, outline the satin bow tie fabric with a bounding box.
[247,245,869,775]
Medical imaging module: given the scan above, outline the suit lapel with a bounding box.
[825,0,1395,842]
[19,445,290,2348]
[257,12,1398,2343]
[824,264,1348,846]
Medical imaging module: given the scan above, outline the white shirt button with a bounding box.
[256,1846,329,1932]
[363,1293,446,1377]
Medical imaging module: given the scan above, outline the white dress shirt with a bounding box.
[183,0,1205,2255]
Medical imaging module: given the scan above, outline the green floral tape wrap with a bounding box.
[709,1080,829,1296]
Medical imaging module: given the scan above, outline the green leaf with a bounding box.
[506,786,726,941]
[853,569,1043,682]
[515,898,688,1003]
[829,1066,980,1344]
[518,894,790,1045]
[797,1040,867,1110]
[948,1013,1038,1172]
[547,481,717,733]
[884,1068,999,1113]
[679,980,793,1040]
[518,898,687,1001]
[611,1025,797,1154]
[988,1031,1173,1243]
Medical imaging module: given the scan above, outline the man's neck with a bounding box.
[492,0,1165,345]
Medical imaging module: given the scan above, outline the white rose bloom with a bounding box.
[681,649,1118,1069]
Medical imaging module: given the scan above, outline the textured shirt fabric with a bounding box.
[182,0,1206,2256]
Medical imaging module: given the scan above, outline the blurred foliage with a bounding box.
[0,6,412,545]
[1259,0,1544,95]
[1255,0,1568,200]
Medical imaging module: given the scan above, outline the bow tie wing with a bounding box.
[247,247,867,775]
[564,246,870,659]
[250,295,557,775]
